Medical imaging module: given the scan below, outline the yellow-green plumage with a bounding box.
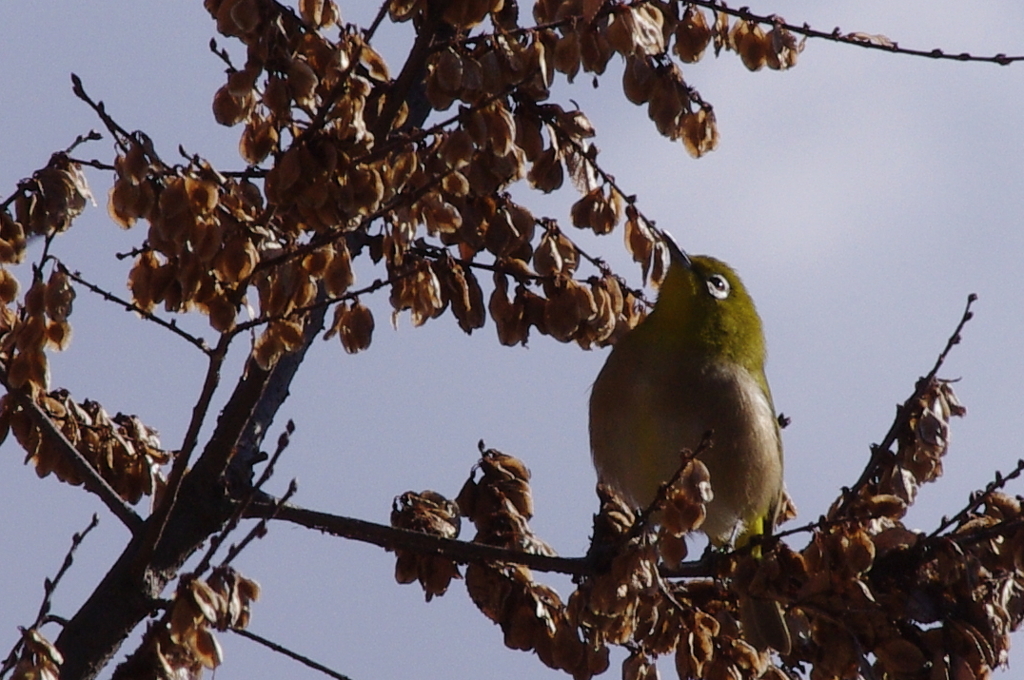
[588,244,789,652]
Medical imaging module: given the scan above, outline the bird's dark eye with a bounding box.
[706,274,730,300]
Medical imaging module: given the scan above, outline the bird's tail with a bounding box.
[736,513,792,654]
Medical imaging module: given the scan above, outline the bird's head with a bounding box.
[649,233,767,374]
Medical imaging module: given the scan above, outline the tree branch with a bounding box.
[689,1,1024,65]
[244,500,591,576]
[0,514,99,678]
[231,627,353,680]
[0,383,143,533]
[59,264,211,354]
[833,294,977,516]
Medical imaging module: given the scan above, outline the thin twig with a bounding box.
[0,515,100,677]
[59,263,211,353]
[230,272,406,335]
[928,459,1024,540]
[70,75,134,156]
[945,514,1024,551]
[221,479,298,568]
[631,435,711,541]
[193,421,295,576]
[64,131,102,155]
[525,100,665,283]
[66,157,116,172]
[231,627,353,680]
[362,1,390,45]
[688,0,1024,65]
[450,0,1024,67]
[208,37,235,70]
[833,294,977,517]
[134,333,232,573]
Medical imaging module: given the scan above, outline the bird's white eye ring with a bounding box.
[706,274,730,299]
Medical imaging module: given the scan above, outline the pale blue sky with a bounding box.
[2,2,1024,678]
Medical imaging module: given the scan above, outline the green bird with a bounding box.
[588,233,790,653]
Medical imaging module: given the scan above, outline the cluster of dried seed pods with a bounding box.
[115,567,260,679]
[390,490,462,601]
[0,388,169,505]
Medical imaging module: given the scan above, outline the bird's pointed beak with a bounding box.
[660,230,692,269]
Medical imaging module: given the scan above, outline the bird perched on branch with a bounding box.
[588,233,790,653]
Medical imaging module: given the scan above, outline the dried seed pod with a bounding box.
[570,187,617,234]
[622,652,658,680]
[212,83,252,126]
[647,73,684,138]
[674,5,712,62]
[514,109,545,161]
[711,9,730,55]
[607,5,665,57]
[579,22,613,75]
[390,490,462,600]
[0,267,19,303]
[330,300,374,353]
[441,170,470,197]
[433,48,464,94]
[0,210,27,264]
[553,30,581,80]
[287,58,320,108]
[489,272,528,346]
[213,236,258,284]
[543,277,596,343]
[45,320,72,351]
[44,267,74,322]
[533,230,565,278]
[874,638,928,676]
[680,106,719,158]
[481,101,517,157]
[206,294,237,332]
[731,20,768,71]
[25,154,93,236]
[253,323,285,370]
[765,25,802,70]
[440,129,476,170]
[578,277,617,347]
[606,7,635,56]
[239,116,279,165]
[623,55,656,105]
[298,0,339,28]
[108,177,155,229]
[437,259,485,334]
[527,146,564,193]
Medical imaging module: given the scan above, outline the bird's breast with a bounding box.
[589,346,782,544]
